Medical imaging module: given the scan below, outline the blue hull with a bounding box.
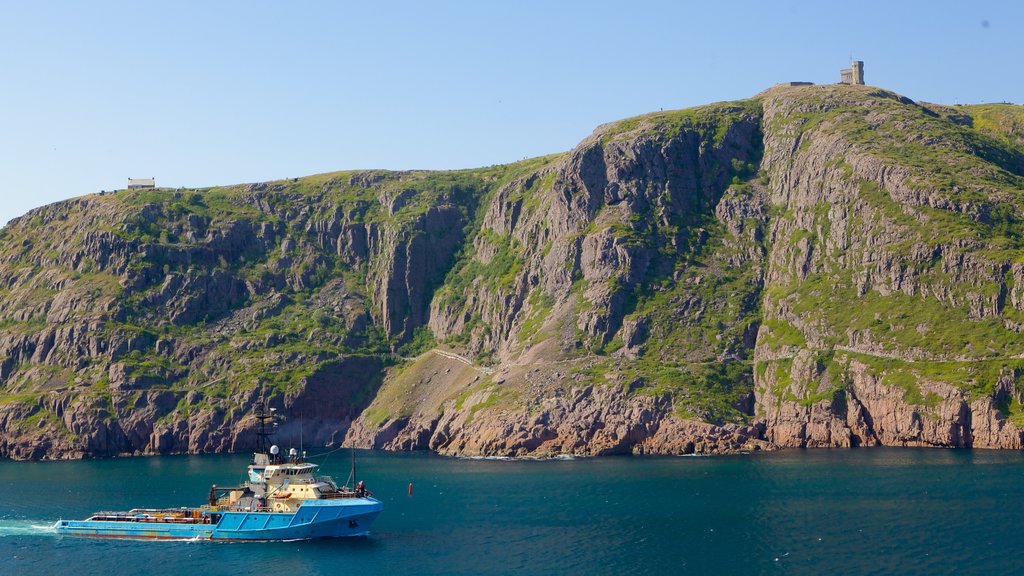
[55,498,383,541]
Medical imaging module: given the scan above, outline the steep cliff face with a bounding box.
[0,171,488,458]
[754,87,1024,449]
[346,100,771,455]
[2,85,1024,459]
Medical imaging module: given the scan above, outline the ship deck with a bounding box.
[56,497,384,541]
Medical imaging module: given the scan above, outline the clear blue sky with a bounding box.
[1,0,1020,225]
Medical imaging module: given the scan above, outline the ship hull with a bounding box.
[55,498,383,541]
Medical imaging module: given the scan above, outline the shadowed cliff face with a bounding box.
[2,85,1024,459]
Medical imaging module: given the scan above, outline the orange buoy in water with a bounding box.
[408,483,413,496]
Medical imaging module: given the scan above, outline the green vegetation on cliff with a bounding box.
[2,85,1024,459]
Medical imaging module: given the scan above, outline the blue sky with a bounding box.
[0,0,1020,225]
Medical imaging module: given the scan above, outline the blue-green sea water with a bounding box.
[1,448,1023,575]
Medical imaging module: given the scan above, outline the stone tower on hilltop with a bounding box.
[840,60,865,85]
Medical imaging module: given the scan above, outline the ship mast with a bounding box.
[252,398,277,463]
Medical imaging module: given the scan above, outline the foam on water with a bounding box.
[0,519,58,537]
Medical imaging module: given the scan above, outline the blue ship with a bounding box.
[55,402,383,541]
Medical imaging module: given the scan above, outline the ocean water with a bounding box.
[1,448,1022,575]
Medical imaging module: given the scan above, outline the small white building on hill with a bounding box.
[128,178,155,190]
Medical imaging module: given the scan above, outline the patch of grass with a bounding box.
[362,406,393,428]
[845,351,1024,401]
[396,326,436,358]
[518,288,555,345]
[962,103,1024,151]
[759,319,806,351]
[776,271,1023,360]
[601,99,762,146]
[1000,395,1024,428]
[465,384,518,423]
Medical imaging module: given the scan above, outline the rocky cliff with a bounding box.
[2,84,1024,459]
